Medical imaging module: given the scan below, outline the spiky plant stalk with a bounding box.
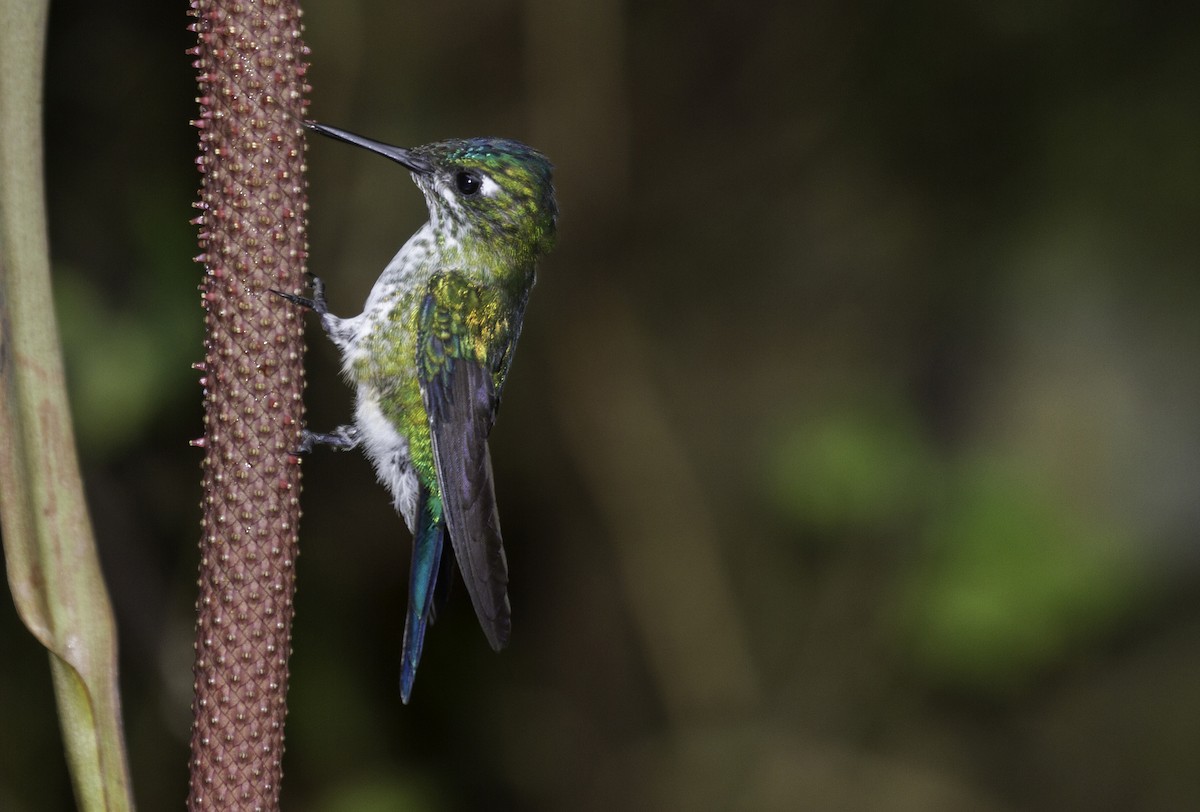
[185,0,310,808]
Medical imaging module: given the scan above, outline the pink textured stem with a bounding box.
[186,0,311,808]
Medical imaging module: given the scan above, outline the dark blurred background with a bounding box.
[3,1,1200,809]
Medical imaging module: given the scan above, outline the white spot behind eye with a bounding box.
[479,175,501,197]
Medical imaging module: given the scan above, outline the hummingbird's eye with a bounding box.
[455,171,482,196]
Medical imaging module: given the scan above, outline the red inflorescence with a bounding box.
[187,1,310,809]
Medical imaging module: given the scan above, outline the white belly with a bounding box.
[354,392,419,532]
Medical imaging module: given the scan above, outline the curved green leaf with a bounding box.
[0,2,134,809]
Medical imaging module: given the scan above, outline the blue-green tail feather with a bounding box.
[400,487,446,704]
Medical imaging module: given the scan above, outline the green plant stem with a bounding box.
[0,1,135,810]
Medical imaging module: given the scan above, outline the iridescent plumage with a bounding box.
[281,122,556,702]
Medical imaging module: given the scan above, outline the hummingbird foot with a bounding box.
[270,272,330,316]
[294,424,360,454]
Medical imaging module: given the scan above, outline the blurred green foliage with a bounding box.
[770,402,937,532]
[904,454,1144,694]
[2,0,1199,809]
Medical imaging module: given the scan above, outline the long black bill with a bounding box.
[304,121,434,175]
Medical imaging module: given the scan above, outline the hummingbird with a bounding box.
[278,121,556,702]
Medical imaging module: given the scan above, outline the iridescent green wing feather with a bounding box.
[416,272,513,651]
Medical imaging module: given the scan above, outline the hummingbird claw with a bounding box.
[294,425,359,455]
[291,430,317,456]
[271,288,316,309]
[270,274,329,316]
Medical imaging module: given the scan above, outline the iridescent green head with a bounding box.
[306,122,557,260]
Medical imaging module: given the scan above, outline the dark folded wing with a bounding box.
[416,274,512,650]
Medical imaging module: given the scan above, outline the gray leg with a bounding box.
[296,424,359,454]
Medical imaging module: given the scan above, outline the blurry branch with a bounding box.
[185,0,310,808]
[550,287,761,722]
[0,2,135,810]
[525,0,757,722]
[523,0,630,225]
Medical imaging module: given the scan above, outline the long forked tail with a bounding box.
[400,486,448,703]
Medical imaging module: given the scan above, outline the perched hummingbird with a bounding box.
[278,121,556,702]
